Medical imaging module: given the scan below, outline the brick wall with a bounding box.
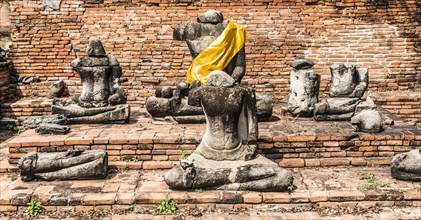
[373,91,421,123]
[8,0,421,107]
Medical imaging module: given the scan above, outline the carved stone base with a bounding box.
[52,104,130,124]
[165,153,293,191]
[314,97,360,121]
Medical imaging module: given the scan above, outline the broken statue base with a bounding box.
[52,104,130,124]
[165,153,293,191]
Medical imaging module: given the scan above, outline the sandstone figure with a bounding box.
[314,63,368,121]
[52,39,129,124]
[18,150,108,181]
[287,57,320,116]
[165,71,293,191]
[146,10,272,123]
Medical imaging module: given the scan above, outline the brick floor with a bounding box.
[0,166,420,211]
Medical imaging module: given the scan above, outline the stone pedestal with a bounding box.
[52,104,130,124]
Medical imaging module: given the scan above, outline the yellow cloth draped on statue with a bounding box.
[185,20,250,85]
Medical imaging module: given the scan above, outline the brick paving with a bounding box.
[0,166,420,212]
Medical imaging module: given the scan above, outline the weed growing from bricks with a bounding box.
[157,197,177,214]
[26,201,43,215]
[357,173,390,190]
[180,151,190,160]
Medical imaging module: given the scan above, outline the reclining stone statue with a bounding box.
[146,10,273,123]
[52,39,130,124]
[165,71,293,191]
[391,148,421,182]
[18,150,108,181]
[314,63,368,121]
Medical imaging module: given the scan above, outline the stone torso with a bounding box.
[329,66,357,97]
[200,86,246,150]
[76,66,112,107]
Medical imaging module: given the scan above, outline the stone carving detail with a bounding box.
[22,114,67,129]
[350,91,383,133]
[19,150,108,181]
[314,63,368,121]
[391,148,421,182]
[52,39,130,124]
[35,123,70,135]
[287,57,320,116]
[22,114,70,134]
[165,71,293,191]
[146,10,272,123]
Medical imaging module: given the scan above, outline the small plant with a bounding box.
[287,185,294,191]
[18,127,27,134]
[357,184,371,190]
[27,92,37,98]
[180,151,190,160]
[6,123,14,130]
[414,186,421,191]
[195,188,204,193]
[373,181,390,187]
[362,173,375,183]
[126,204,134,212]
[26,201,43,215]
[359,173,389,189]
[157,197,177,214]
[130,156,138,162]
[46,82,54,93]
[124,163,129,170]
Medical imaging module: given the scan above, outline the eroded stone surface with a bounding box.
[288,68,320,117]
[351,92,383,133]
[146,10,272,122]
[48,80,67,99]
[18,150,108,181]
[41,0,62,10]
[290,57,314,70]
[391,148,421,182]
[165,154,293,191]
[22,114,67,129]
[197,10,223,24]
[52,104,130,124]
[35,123,70,135]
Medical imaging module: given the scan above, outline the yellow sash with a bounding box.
[186,20,250,85]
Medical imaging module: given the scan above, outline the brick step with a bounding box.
[6,113,421,166]
[0,167,420,213]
